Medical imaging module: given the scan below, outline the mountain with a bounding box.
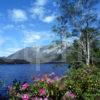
[1,43,67,64]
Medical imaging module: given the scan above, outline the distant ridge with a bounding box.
[0,43,67,64]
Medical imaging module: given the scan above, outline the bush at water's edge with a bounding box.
[8,65,100,100]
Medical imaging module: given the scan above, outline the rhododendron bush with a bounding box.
[9,73,76,100]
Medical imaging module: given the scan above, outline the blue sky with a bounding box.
[0,0,59,56]
[0,0,100,57]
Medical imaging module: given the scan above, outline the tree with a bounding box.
[53,0,100,66]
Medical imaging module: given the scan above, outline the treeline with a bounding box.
[0,57,30,64]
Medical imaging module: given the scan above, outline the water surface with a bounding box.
[0,64,68,86]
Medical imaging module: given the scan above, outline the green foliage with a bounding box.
[66,40,86,68]
[65,66,100,100]
[54,0,100,66]
[9,75,66,100]
[9,65,100,100]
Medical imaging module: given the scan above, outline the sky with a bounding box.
[0,0,59,57]
[0,0,99,57]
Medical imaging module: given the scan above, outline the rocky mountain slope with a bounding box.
[1,43,67,64]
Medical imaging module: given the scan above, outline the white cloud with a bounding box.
[0,36,23,57]
[31,6,45,19]
[7,47,21,53]
[0,51,10,57]
[0,35,22,56]
[0,47,21,57]
[22,30,55,46]
[35,0,47,6]
[30,0,48,21]
[30,7,55,23]
[43,15,55,23]
[9,9,27,22]
[23,31,41,45]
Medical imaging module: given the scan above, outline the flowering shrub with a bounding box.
[9,73,71,100]
[65,66,100,100]
[9,66,100,100]
[22,83,29,90]
[22,94,29,100]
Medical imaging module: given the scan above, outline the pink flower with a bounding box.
[39,88,46,96]
[22,83,29,90]
[46,78,54,84]
[40,78,45,82]
[44,97,48,100]
[8,86,13,91]
[54,76,59,81]
[22,94,29,100]
[39,98,43,100]
[66,91,76,99]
